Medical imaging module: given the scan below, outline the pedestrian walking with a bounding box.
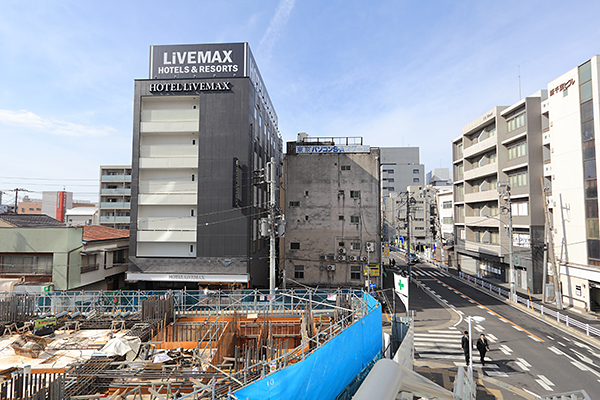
[461,331,470,365]
[476,333,490,365]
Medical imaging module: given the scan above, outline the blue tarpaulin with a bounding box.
[234,293,382,400]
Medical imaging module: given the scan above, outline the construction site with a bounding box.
[0,289,382,399]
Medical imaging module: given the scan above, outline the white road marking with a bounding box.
[536,379,553,392]
[415,347,463,353]
[499,345,513,355]
[562,336,571,342]
[537,375,554,387]
[460,295,467,299]
[548,346,565,356]
[517,358,531,367]
[572,350,596,366]
[418,354,463,359]
[414,337,463,343]
[498,318,509,323]
[477,305,485,309]
[474,325,484,333]
[557,341,566,347]
[512,325,523,332]
[487,311,495,315]
[573,341,591,350]
[468,300,475,303]
[455,310,464,315]
[427,330,464,335]
[449,326,457,330]
[528,335,542,342]
[515,361,530,371]
[486,371,509,377]
[547,335,554,340]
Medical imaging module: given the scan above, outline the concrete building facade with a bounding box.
[427,168,452,187]
[284,136,380,287]
[128,43,283,289]
[545,56,600,311]
[380,147,424,196]
[99,165,131,230]
[453,92,547,294]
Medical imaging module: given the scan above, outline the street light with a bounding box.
[468,315,485,399]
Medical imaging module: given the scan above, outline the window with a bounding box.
[383,169,394,174]
[350,265,361,280]
[507,141,527,160]
[350,190,361,199]
[443,217,453,224]
[508,171,528,188]
[338,190,344,197]
[304,191,309,196]
[350,216,360,224]
[191,174,195,182]
[443,201,452,209]
[507,111,526,133]
[192,139,196,145]
[191,209,195,217]
[294,265,304,279]
[413,169,419,174]
[305,215,309,221]
[190,244,194,253]
[341,165,351,171]
[511,202,529,216]
[351,241,361,250]
[289,201,300,207]
[290,242,300,250]
[415,227,424,230]
[339,215,344,220]
[413,178,419,183]
[383,178,395,182]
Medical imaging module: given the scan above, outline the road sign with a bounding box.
[369,283,376,289]
[363,264,380,277]
[383,242,390,265]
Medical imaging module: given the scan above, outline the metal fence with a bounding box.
[1,288,372,319]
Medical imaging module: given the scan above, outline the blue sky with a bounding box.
[1,0,600,202]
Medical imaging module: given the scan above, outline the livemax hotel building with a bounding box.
[128,43,283,289]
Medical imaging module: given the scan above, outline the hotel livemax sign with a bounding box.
[149,42,277,126]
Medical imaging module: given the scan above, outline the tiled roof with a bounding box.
[0,214,65,227]
[82,225,129,241]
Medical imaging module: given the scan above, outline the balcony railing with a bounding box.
[101,175,131,181]
[100,216,130,223]
[100,188,131,195]
[100,202,131,209]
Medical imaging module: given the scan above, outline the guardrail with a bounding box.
[406,254,600,340]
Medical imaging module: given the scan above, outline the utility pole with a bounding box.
[257,160,284,296]
[10,188,30,214]
[499,182,515,302]
[268,157,276,297]
[540,177,562,309]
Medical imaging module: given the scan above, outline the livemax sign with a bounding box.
[150,43,246,79]
[149,81,231,93]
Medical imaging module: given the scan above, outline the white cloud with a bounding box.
[0,109,115,137]
[259,0,296,60]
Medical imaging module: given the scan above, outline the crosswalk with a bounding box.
[414,329,498,372]
[411,269,449,278]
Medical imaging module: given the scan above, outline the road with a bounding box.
[383,251,600,398]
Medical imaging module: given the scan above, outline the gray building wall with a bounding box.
[380,147,424,195]
[284,142,381,287]
[129,75,282,288]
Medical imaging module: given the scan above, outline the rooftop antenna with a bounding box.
[518,65,522,100]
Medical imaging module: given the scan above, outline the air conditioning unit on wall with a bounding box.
[337,255,346,262]
[327,265,336,271]
[348,255,358,261]
[361,256,368,262]
[338,248,347,255]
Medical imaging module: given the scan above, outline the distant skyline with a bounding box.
[1,0,600,203]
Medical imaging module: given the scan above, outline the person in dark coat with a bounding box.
[476,333,490,365]
[461,331,470,365]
